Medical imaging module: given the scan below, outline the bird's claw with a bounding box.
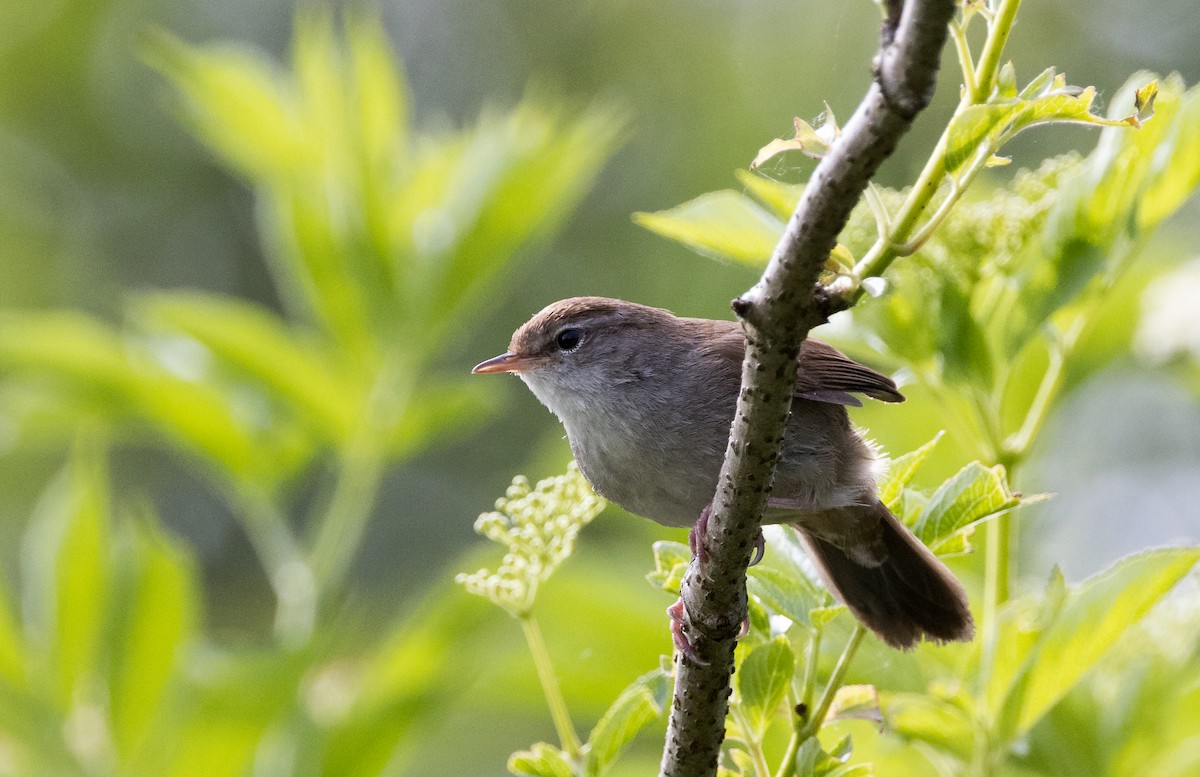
[674,506,758,661]
[668,598,708,665]
[737,615,751,640]
[749,529,765,567]
[691,506,765,569]
[668,598,751,665]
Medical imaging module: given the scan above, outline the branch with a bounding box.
[658,2,957,775]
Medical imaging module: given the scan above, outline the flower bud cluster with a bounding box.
[456,461,606,617]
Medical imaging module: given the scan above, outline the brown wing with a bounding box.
[796,339,904,406]
[689,319,903,406]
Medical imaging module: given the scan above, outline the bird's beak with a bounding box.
[472,352,541,374]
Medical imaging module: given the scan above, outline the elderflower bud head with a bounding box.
[456,461,606,617]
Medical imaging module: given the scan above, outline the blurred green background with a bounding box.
[0,1,1198,775]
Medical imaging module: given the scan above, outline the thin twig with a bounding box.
[773,630,822,777]
[972,0,1022,102]
[797,625,867,742]
[658,2,957,775]
[521,613,584,759]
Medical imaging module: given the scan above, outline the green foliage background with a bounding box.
[0,1,1198,776]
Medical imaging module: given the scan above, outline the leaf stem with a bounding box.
[774,630,823,777]
[1001,342,1064,464]
[775,721,802,777]
[980,508,1011,678]
[949,17,977,98]
[852,143,948,289]
[982,318,1082,682]
[893,177,960,256]
[798,625,865,741]
[971,0,1022,103]
[234,486,317,646]
[308,352,408,594]
[520,613,583,760]
[307,436,385,590]
[864,183,892,238]
[773,627,866,777]
[801,630,822,714]
[746,739,773,777]
[846,0,1025,302]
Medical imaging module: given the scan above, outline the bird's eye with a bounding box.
[555,328,582,351]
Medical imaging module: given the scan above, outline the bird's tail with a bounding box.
[794,501,974,649]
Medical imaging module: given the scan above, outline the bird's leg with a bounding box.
[668,596,752,665]
[672,503,760,662]
[689,503,766,569]
[667,599,708,665]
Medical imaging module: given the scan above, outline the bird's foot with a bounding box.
[667,598,752,666]
[689,505,765,569]
[749,529,765,567]
[675,505,759,661]
[737,615,751,640]
[667,598,707,665]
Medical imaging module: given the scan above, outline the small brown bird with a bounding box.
[474,297,973,649]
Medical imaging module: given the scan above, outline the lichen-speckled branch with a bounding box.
[658,2,957,775]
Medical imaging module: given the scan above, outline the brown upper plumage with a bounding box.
[478,297,973,648]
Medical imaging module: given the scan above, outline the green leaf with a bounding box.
[414,100,626,342]
[346,12,408,167]
[879,432,944,512]
[991,547,1200,741]
[647,541,691,593]
[884,691,975,762]
[133,372,312,486]
[945,103,1015,173]
[809,605,846,631]
[936,280,993,387]
[0,585,23,690]
[944,68,1142,176]
[584,666,671,776]
[509,742,574,777]
[152,649,313,777]
[971,77,1199,358]
[634,190,785,266]
[737,637,794,738]
[794,738,827,777]
[156,17,622,361]
[796,736,866,777]
[759,526,832,602]
[109,512,199,761]
[1028,76,1199,341]
[748,566,819,629]
[20,441,111,704]
[0,311,308,485]
[0,310,140,397]
[823,765,872,777]
[388,379,501,459]
[746,595,772,641]
[137,293,357,445]
[728,748,756,775]
[144,31,312,182]
[825,684,882,725]
[734,168,802,220]
[1137,76,1200,230]
[912,462,1019,551]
